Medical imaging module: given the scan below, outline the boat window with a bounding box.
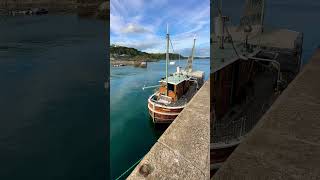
[168,83,174,92]
[214,72,219,81]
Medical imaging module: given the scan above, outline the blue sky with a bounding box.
[110,0,210,57]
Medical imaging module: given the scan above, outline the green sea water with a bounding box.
[0,15,107,179]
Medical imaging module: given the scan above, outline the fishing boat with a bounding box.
[210,0,303,175]
[140,61,147,68]
[145,26,205,123]
[169,61,175,65]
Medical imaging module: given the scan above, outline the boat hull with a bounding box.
[148,95,185,123]
[210,143,239,173]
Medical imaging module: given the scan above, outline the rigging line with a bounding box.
[169,38,182,67]
[114,157,143,180]
[217,5,240,58]
[169,38,175,53]
[171,38,182,67]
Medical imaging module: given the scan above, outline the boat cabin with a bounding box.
[158,74,190,102]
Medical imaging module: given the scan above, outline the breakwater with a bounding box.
[214,49,320,179]
[127,80,210,179]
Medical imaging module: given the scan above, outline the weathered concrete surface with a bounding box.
[227,26,302,50]
[213,49,320,179]
[128,81,210,180]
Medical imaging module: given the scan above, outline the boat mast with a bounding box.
[166,24,169,96]
[219,0,224,49]
[190,35,196,72]
[178,50,181,68]
[186,35,196,73]
[260,0,265,33]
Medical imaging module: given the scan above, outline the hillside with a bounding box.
[0,0,108,19]
[110,45,186,62]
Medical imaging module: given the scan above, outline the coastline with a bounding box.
[110,57,209,67]
[110,58,152,67]
[0,1,108,20]
[110,60,139,66]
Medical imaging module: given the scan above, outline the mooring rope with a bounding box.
[114,157,143,180]
[169,38,176,53]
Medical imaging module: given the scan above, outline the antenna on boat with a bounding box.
[178,50,181,68]
[261,0,266,33]
[165,23,170,96]
[185,34,196,73]
[191,34,197,72]
[218,0,224,49]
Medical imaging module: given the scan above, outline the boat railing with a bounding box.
[212,113,246,144]
[212,100,267,144]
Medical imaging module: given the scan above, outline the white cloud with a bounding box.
[180,47,210,57]
[121,23,151,34]
[110,0,210,56]
[113,33,164,51]
[127,41,161,50]
[110,0,127,17]
[122,0,144,12]
[110,14,125,34]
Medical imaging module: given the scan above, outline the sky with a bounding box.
[110,0,210,57]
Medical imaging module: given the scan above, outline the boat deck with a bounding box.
[211,25,303,74]
[152,83,199,107]
[211,42,259,73]
[228,26,302,50]
[169,83,198,107]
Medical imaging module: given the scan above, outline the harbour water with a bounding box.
[0,15,107,179]
[110,59,210,179]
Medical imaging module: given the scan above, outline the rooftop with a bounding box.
[228,26,302,50]
[187,71,205,79]
[211,41,259,73]
[211,25,302,73]
[159,74,189,85]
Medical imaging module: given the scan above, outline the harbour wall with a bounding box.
[127,81,210,179]
[213,49,320,179]
[126,48,319,179]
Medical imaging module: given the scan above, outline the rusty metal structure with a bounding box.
[210,0,304,175]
